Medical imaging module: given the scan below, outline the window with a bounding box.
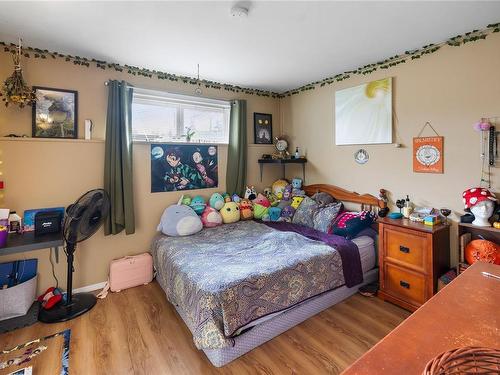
[131,88,231,144]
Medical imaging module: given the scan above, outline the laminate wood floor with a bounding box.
[0,281,409,375]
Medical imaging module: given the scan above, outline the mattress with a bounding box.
[232,235,376,336]
[353,235,376,274]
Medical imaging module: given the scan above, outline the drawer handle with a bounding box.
[399,280,410,289]
[399,246,410,254]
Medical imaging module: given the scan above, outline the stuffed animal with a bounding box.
[201,206,223,228]
[272,179,289,199]
[279,205,296,222]
[209,193,225,210]
[291,196,305,210]
[222,193,231,203]
[221,201,241,224]
[232,194,242,203]
[282,184,293,201]
[190,195,206,215]
[244,186,257,201]
[253,193,271,208]
[292,178,305,196]
[264,187,272,196]
[157,204,203,236]
[268,207,282,221]
[240,199,254,220]
[180,195,192,206]
[312,192,335,207]
[38,287,65,310]
[253,204,269,220]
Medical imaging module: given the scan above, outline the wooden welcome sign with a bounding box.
[413,136,444,173]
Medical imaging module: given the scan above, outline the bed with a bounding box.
[151,184,388,367]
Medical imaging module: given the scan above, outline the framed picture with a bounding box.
[150,144,218,192]
[335,77,392,145]
[32,87,78,139]
[254,112,273,144]
[413,136,444,173]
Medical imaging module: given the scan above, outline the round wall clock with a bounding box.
[415,144,441,166]
[354,149,369,164]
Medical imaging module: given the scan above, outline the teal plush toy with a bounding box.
[209,193,225,210]
[190,195,206,215]
[268,207,282,221]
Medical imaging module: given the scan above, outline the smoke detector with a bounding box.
[230,5,249,18]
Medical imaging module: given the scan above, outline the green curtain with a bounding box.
[104,80,135,235]
[226,100,247,195]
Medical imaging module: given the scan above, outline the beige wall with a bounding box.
[281,33,500,265]
[0,52,280,293]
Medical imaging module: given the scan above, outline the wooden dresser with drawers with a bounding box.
[377,217,450,311]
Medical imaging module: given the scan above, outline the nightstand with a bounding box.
[377,217,450,311]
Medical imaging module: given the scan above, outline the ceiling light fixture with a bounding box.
[230,5,249,18]
[195,63,202,96]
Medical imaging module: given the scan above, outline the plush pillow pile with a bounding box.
[330,211,377,239]
[313,202,343,233]
[292,196,318,228]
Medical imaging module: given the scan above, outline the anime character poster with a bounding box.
[150,144,218,192]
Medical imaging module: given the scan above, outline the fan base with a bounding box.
[38,293,97,323]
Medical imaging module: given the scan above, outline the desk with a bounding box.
[342,262,500,374]
[0,232,63,261]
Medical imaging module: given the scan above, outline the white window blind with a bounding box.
[131,88,231,144]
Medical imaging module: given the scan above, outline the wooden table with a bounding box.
[342,262,500,374]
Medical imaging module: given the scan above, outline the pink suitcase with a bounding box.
[109,253,153,292]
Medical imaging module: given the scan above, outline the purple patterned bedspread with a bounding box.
[151,220,363,350]
[263,221,363,287]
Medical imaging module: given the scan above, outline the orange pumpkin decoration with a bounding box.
[465,239,500,265]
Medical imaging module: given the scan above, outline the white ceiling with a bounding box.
[0,1,499,93]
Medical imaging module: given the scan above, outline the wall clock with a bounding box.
[273,137,290,159]
[354,149,369,164]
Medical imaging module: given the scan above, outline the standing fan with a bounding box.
[39,189,110,323]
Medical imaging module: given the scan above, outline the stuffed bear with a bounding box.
[221,202,241,224]
[157,204,203,236]
[292,178,305,196]
[240,198,254,220]
[279,205,296,222]
[201,206,223,228]
[209,193,225,210]
[282,184,293,201]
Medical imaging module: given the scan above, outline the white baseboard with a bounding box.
[73,281,107,294]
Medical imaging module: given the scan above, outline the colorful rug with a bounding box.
[0,330,70,375]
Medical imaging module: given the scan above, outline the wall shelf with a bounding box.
[258,158,307,182]
[0,137,104,144]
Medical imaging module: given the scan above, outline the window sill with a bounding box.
[0,137,105,144]
[132,140,229,146]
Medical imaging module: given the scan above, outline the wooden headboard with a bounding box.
[303,184,388,213]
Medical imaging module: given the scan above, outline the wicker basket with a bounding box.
[423,346,500,375]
